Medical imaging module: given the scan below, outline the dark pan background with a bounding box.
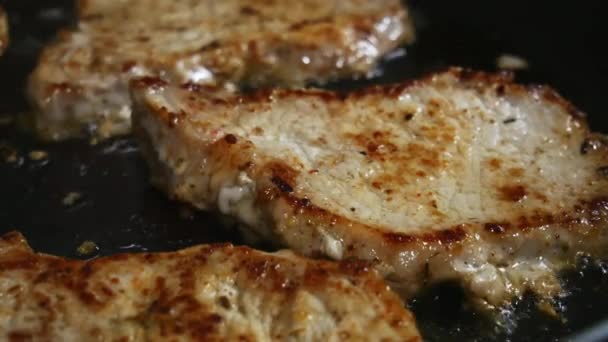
[1,1,607,341]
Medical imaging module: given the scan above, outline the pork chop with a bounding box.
[132,68,608,308]
[28,0,413,140]
[0,231,420,341]
[0,7,7,56]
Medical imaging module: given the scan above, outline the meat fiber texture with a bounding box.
[28,0,413,140]
[0,231,420,341]
[132,68,608,308]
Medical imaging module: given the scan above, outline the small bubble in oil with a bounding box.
[597,260,608,275]
[78,164,88,176]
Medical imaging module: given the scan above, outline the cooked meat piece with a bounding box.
[132,68,608,308]
[28,0,414,140]
[0,7,7,55]
[0,231,420,341]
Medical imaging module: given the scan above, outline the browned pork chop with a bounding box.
[0,7,7,55]
[132,68,608,308]
[0,231,420,341]
[28,0,413,140]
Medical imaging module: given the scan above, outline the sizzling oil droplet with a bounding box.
[101,138,139,154]
[119,243,148,252]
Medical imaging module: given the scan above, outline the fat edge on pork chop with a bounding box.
[27,0,414,140]
[132,68,608,308]
[0,231,420,341]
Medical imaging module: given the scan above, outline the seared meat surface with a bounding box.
[0,231,420,341]
[0,7,7,55]
[132,68,608,307]
[28,0,413,140]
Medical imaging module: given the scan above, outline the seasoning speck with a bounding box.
[224,134,237,144]
[62,192,82,206]
[77,240,99,256]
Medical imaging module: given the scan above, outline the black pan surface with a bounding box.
[1,1,607,341]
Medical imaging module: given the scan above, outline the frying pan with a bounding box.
[1,1,607,340]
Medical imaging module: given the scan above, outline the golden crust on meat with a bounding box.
[28,0,414,140]
[0,231,420,341]
[132,68,608,307]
